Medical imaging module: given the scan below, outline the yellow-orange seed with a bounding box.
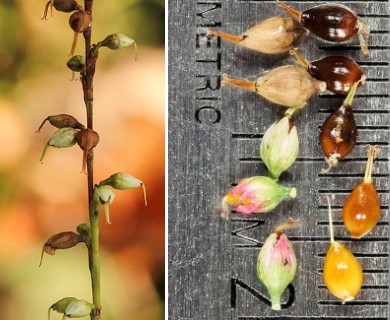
[323,196,363,303]
[342,145,381,238]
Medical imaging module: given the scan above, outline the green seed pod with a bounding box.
[97,34,138,60]
[75,129,100,173]
[66,55,85,72]
[99,172,147,205]
[40,231,85,267]
[260,114,299,180]
[64,299,93,318]
[93,185,115,224]
[76,223,91,239]
[36,114,85,133]
[257,219,298,310]
[221,176,296,219]
[40,127,79,163]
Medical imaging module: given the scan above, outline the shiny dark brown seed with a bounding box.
[320,104,357,171]
[278,1,370,55]
[319,79,363,173]
[290,49,365,95]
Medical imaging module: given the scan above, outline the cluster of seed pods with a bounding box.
[215,0,384,309]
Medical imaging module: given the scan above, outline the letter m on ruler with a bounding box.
[196,2,222,27]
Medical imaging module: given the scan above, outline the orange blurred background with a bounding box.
[0,1,164,319]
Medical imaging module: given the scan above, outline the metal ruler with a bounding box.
[168,0,390,319]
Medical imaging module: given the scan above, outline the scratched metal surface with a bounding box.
[168,0,390,319]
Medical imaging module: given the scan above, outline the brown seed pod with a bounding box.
[319,79,363,173]
[39,231,85,267]
[222,65,326,108]
[277,1,370,55]
[68,11,92,56]
[41,0,82,20]
[76,128,100,173]
[36,114,85,133]
[206,17,307,54]
[290,48,366,95]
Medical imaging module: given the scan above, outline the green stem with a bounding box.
[82,0,101,318]
[270,292,282,310]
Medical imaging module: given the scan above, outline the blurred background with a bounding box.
[0,0,164,319]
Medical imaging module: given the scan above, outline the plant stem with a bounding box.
[82,0,101,319]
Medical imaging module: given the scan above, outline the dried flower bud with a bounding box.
[221,176,296,219]
[49,297,78,320]
[75,129,99,173]
[40,127,79,163]
[97,34,138,59]
[68,11,92,56]
[93,185,115,224]
[222,66,326,108]
[260,113,299,180]
[40,231,85,267]
[64,299,93,318]
[42,0,82,20]
[99,172,147,205]
[76,223,90,239]
[257,218,298,310]
[207,17,307,54]
[66,55,85,72]
[36,114,85,133]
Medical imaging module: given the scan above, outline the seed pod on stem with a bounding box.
[323,196,363,303]
[319,78,363,173]
[206,17,307,54]
[42,0,82,20]
[66,55,85,73]
[260,109,299,180]
[40,231,85,267]
[68,10,92,56]
[257,218,298,310]
[75,128,99,174]
[39,127,79,163]
[222,66,326,108]
[36,114,85,133]
[96,34,138,60]
[221,176,296,219]
[290,48,366,95]
[99,172,147,206]
[342,145,381,238]
[277,1,370,55]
